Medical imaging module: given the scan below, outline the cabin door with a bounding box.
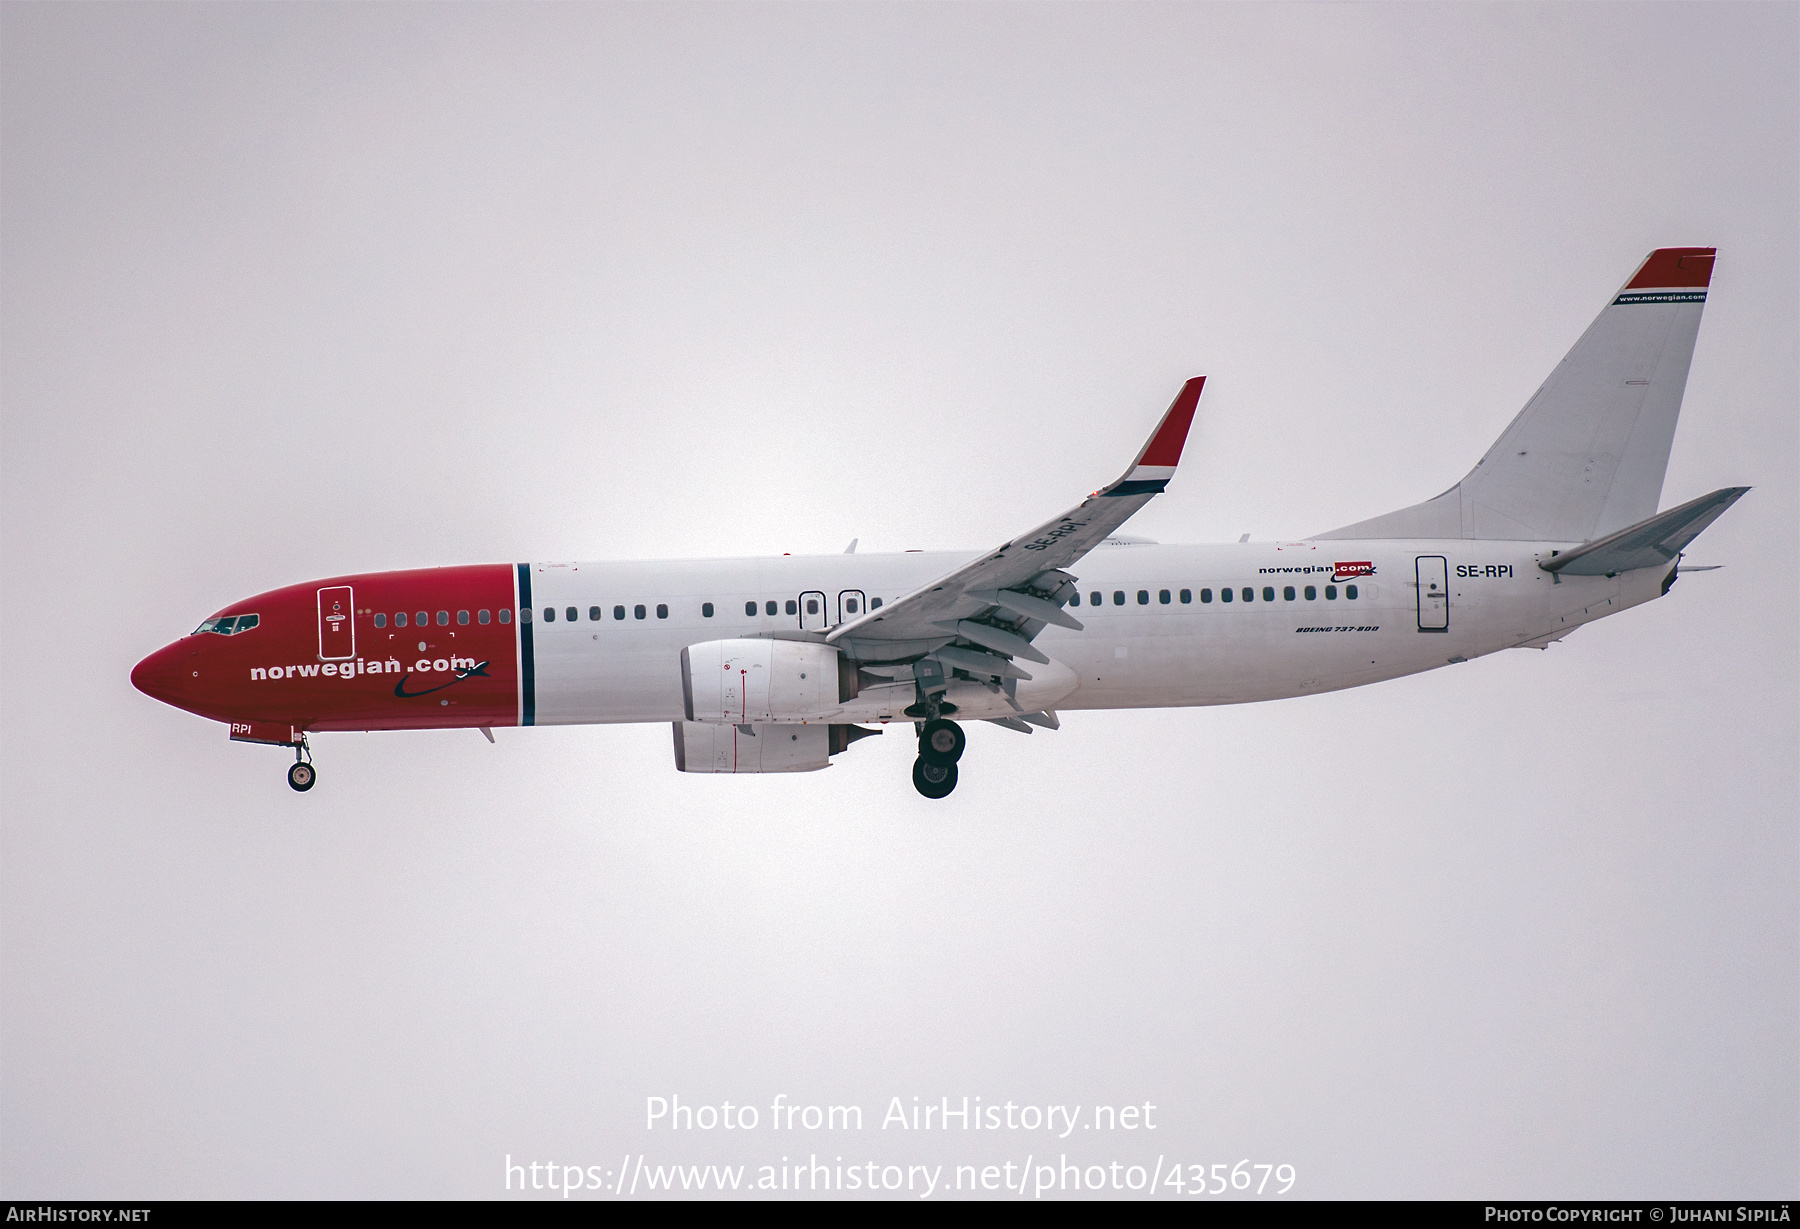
[318,585,356,659]
[1415,557,1449,632]
[837,590,866,625]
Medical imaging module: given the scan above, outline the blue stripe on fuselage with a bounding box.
[517,563,535,725]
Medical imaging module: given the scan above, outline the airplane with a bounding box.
[131,247,1746,798]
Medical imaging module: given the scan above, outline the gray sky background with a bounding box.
[3,2,1794,1199]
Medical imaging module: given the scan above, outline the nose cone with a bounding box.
[131,642,190,706]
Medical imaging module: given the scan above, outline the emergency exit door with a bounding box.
[798,591,828,631]
[1415,557,1449,632]
[318,585,356,659]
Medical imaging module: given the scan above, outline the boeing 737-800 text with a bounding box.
[132,248,1745,797]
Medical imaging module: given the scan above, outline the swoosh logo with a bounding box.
[394,660,491,699]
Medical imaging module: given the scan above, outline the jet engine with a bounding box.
[680,638,859,724]
[671,721,882,773]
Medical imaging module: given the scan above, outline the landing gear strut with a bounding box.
[287,734,316,792]
[912,718,963,798]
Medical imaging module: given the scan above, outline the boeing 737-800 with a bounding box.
[131,247,1745,798]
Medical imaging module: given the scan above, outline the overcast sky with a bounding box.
[3,1,1794,1200]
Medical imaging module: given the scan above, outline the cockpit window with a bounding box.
[193,613,259,636]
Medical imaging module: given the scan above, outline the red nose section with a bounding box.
[131,642,191,706]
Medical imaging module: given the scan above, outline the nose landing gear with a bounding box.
[286,734,316,792]
[912,718,964,798]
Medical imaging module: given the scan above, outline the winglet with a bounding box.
[1107,377,1204,496]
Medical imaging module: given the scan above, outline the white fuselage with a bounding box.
[524,538,1659,727]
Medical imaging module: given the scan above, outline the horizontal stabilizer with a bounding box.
[1540,487,1748,575]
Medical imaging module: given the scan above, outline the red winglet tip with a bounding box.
[1625,247,1716,290]
[1136,376,1204,469]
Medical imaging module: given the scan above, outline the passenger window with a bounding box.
[589,607,601,621]
[872,598,883,609]
[805,598,818,615]
[1283,587,1295,602]
[565,607,577,622]
[766,601,778,616]
[374,613,387,628]
[745,601,757,617]
[1347,584,1359,600]
[1242,588,1254,603]
[703,602,714,618]
[478,609,491,624]
[1304,586,1316,600]
[1262,587,1275,602]
[1325,585,1337,600]
[438,611,450,626]
[1159,590,1171,604]
[458,610,470,624]
[782,599,796,616]
[845,598,859,614]
[615,605,626,620]
[519,608,531,623]
[543,607,555,622]
[1220,588,1233,603]
[416,611,428,627]
[634,604,646,620]
[656,604,668,619]
[395,612,407,627]
[499,609,512,624]
[1181,589,1193,603]
[1137,590,1149,605]
[1090,592,1101,606]
[1113,591,1125,605]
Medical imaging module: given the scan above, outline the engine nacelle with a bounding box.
[671,721,881,773]
[680,638,857,724]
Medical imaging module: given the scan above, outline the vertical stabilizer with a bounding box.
[1318,248,1714,541]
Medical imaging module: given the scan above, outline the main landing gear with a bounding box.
[287,734,316,792]
[912,717,964,799]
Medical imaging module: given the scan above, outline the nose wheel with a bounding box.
[287,734,316,792]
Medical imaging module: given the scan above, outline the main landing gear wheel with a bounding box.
[912,756,958,799]
[918,718,965,766]
[287,761,316,792]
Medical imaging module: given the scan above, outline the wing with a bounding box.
[829,377,1204,668]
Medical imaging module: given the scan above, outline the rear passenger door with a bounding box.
[1415,556,1449,632]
